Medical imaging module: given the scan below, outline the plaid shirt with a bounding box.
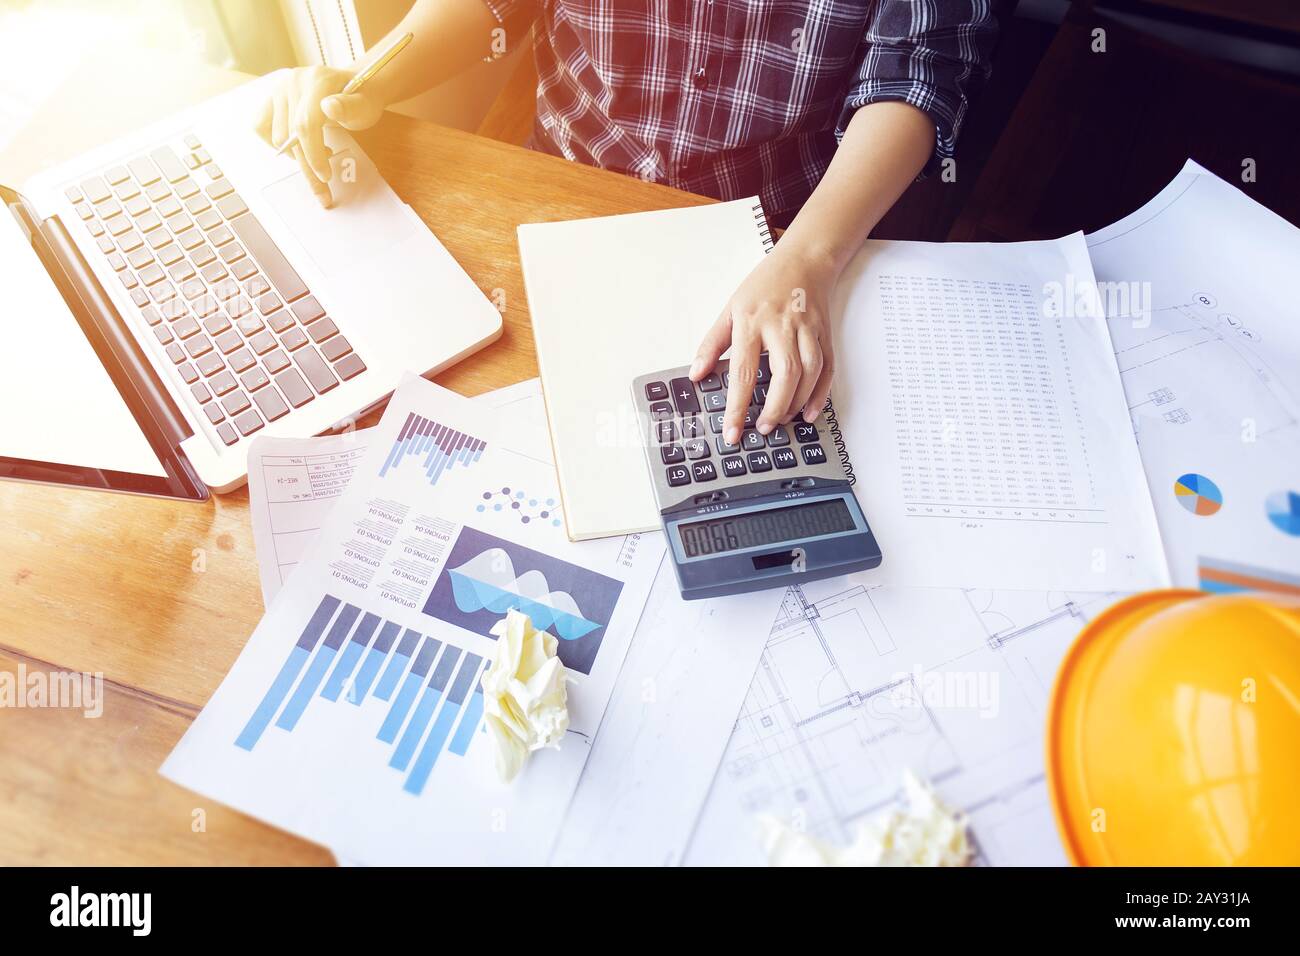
[484,1,998,226]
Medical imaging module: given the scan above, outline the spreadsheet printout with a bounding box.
[830,232,1169,591]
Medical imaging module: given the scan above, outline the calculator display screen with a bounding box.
[678,499,855,558]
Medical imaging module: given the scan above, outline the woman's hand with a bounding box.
[690,245,838,446]
[253,66,387,208]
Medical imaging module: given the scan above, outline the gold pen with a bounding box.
[274,31,414,157]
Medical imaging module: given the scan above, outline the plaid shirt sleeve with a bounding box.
[837,0,999,172]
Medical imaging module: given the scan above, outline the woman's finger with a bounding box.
[787,324,824,422]
[722,324,762,446]
[801,334,835,423]
[690,311,732,381]
[757,339,800,433]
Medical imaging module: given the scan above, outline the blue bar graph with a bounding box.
[374,628,421,701]
[378,637,442,743]
[379,412,487,484]
[236,595,341,751]
[449,682,485,756]
[276,603,361,730]
[405,652,483,794]
[348,621,402,704]
[390,647,461,771]
[321,612,380,701]
[236,593,490,797]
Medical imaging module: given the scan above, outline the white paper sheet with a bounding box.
[832,232,1169,592]
[247,379,548,606]
[684,575,1123,866]
[163,375,663,865]
[1086,161,1300,590]
[247,379,781,866]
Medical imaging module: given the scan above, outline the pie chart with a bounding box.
[1174,473,1223,516]
[1265,490,1300,536]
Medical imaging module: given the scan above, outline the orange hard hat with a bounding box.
[1046,589,1300,866]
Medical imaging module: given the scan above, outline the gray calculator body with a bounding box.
[632,355,883,600]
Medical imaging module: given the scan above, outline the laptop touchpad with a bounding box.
[261,144,418,276]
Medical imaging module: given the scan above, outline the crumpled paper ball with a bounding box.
[759,770,972,866]
[481,608,569,782]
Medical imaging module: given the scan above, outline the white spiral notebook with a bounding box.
[517,198,774,541]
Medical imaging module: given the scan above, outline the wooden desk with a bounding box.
[0,105,710,864]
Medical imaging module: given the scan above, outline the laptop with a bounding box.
[1,73,502,501]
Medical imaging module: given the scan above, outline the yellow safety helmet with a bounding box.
[1047,589,1300,866]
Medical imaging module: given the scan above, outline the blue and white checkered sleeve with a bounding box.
[837,0,999,173]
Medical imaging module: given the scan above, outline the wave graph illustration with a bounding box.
[447,549,602,640]
[423,526,623,674]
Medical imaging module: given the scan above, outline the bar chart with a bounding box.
[237,594,487,796]
[379,412,488,484]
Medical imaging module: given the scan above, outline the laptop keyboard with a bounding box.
[63,134,366,448]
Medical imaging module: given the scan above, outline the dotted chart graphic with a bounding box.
[476,487,563,527]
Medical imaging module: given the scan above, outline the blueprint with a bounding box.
[1087,161,1300,591]
[685,577,1122,866]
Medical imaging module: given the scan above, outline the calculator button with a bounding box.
[691,461,718,482]
[772,447,798,469]
[698,372,723,392]
[755,352,771,383]
[656,420,677,443]
[707,412,725,433]
[703,391,726,412]
[753,385,768,406]
[721,456,747,478]
[684,438,710,460]
[661,444,685,464]
[669,377,701,416]
[681,416,703,439]
[666,465,691,487]
[650,401,674,420]
[741,430,765,451]
[742,406,759,428]
[747,451,773,472]
[645,381,669,401]
[716,435,740,454]
[767,427,791,447]
[801,443,828,465]
[794,422,819,443]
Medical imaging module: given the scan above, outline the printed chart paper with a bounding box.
[1086,160,1300,591]
[831,232,1169,591]
[163,376,663,865]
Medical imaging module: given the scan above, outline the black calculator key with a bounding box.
[742,406,759,428]
[655,420,677,443]
[772,447,798,469]
[650,400,673,420]
[801,443,828,465]
[716,435,740,454]
[754,352,771,383]
[707,412,725,433]
[666,464,691,487]
[681,416,703,439]
[748,451,773,472]
[691,461,718,482]
[645,381,669,401]
[721,456,747,478]
[698,372,723,392]
[741,430,765,451]
[794,422,819,443]
[767,426,791,447]
[703,390,726,412]
[684,438,710,459]
[753,384,768,406]
[661,444,685,464]
[669,377,700,415]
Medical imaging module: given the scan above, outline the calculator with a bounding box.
[632,354,882,600]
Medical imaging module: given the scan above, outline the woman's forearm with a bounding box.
[359,0,530,106]
[778,101,936,276]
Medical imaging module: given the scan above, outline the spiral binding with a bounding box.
[751,202,776,254]
[821,398,856,486]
